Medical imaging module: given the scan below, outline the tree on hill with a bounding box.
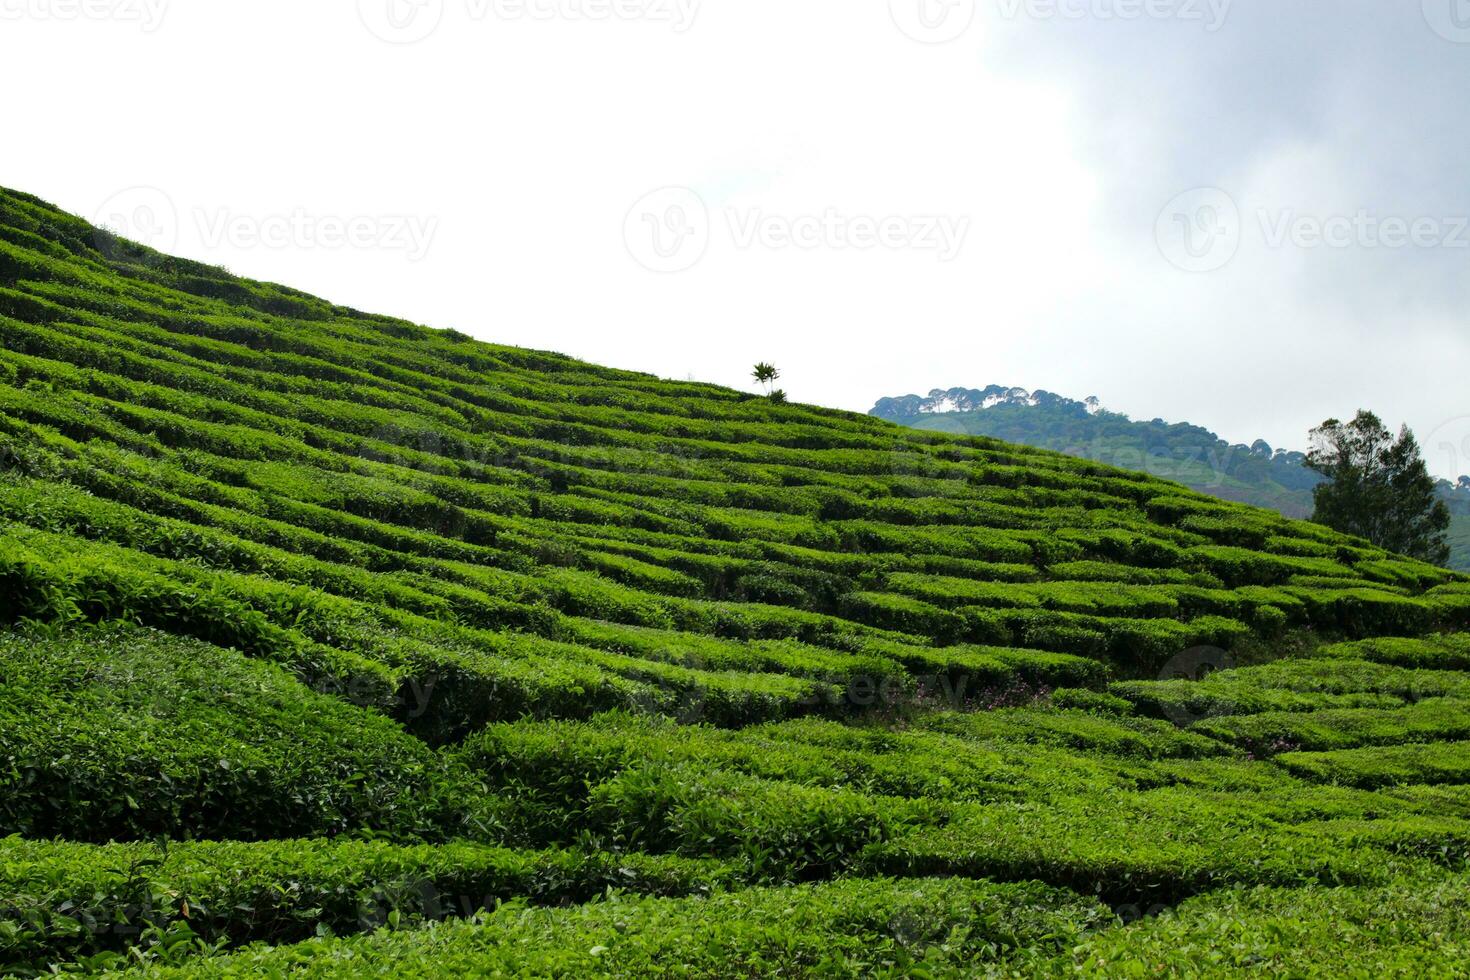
[1306,410,1450,565]
[751,362,781,397]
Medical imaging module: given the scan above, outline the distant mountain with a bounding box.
[872,385,1470,570]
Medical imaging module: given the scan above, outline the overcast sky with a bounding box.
[4,0,1468,476]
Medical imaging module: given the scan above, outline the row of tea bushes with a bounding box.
[0,838,734,974]
[100,876,1113,978]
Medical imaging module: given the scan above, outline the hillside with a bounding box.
[874,385,1470,571]
[4,188,1470,974]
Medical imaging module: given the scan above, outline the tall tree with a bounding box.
[1305,410,1450,565]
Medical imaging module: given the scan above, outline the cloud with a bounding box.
[962,1,1470,470]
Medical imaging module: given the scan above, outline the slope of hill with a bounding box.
[4,188,1470,975]
[873,385,1470,571]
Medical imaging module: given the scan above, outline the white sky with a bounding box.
[4,0,1469,476]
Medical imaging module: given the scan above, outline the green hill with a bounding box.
[873,385,1470,571]
[4,188,1470,975]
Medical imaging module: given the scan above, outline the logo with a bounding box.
[1156,644,1235,726]
[888,418,972,485]
[889,0,975,43]
[1156,187,1240,273]
[358,0,444,43]
[624,187,709,273]
[1422,415,1470,485]
[1424,0,1470,42]
[93,186,179,258]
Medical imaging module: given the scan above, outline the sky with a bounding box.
[3,0,1469,476]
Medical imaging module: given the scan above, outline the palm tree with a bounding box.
[751,362,780,396]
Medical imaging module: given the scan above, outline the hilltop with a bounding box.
[4,188,1470,975]
[873,384,1470,570]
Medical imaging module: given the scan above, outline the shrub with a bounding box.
[97,876,1111,978]
[1276,741,1470,789]
[0,838,734,972]
[1024,877,1470,977]
[0,625,486,842]
[1050,687,1136,716]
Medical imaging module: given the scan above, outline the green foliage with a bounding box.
[1112,657,1470,723]
[1193,699,1470,755]
[1448,514,1470,571]
[859,793,1416,908]
[0,625,487,843]
[1026,877,1470,976]
[1307,410,1451,566]
[104,876,1112,978]
[1050,687,1136,716]
[1318,633,1470,671]
[1278,741,1470,788]
[0,838,733,972]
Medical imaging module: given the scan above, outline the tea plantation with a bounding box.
[3,186,1470,975]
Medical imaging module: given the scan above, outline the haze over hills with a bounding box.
[872,385,1470,572]
[6,189,1470,974]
